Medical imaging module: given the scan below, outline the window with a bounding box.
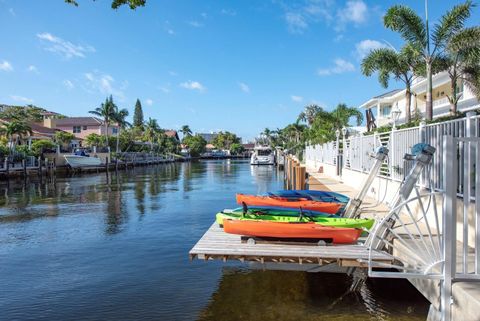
[112,127,118,134]
[73,126,81,133]
[381,105,392,117]
[83,126,87,130]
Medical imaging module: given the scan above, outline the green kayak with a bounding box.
[216,211,375,230]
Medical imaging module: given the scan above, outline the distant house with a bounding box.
[164,130,180,142]
[360,71,480,129]
[42,117,119,140]
[0,118,64,148]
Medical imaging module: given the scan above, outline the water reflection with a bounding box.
[199,268,428,321]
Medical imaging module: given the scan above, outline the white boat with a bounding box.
[250,146,275,165]
[64,155,102,168]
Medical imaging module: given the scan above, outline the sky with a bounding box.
[1,0,479,141]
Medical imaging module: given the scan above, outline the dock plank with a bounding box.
[189,223,392,267]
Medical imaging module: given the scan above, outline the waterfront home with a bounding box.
[360,71,480,129]
[0,118,64,147]
[42,116,119,140]
[164,130,180,142]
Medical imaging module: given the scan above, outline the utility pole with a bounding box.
[425,0,433,120]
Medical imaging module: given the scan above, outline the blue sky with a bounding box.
[0,0,478,141]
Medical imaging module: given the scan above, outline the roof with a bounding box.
[54,117,104,126]
[28,122,60,135]
[164,130,179,140]
[242,143,255,149]
[373,89,403,99]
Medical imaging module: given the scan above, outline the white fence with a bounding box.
[306,112,480,195]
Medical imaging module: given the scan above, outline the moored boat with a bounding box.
[236,193,344,214]
[222,219,363,244]
[250,145,275,165]
[64,154,102,168]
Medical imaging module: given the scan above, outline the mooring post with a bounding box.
[22,159,27,177]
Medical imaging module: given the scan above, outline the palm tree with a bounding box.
[331,103,363,130]
[111,107,131,153]
[180,125,192,138]
[144,118,160,151]
[89,95,116,147]
[440,26,480,114]
[297,105,324,126]
[362,44,422,123]
[384,1,474,120]
[0,120,32,151]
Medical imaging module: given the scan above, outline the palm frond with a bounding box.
[384,5,427,49]
[432,1,474,51]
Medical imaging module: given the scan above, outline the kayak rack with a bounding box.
[189,223,392,268]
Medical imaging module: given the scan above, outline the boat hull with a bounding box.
[216,211,374,229]
[236,193,344,214]
[222,219,362,244]
[265,190,349,204]
[64,155,102,168]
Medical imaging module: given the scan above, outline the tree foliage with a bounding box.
[182,134,207,157]
[65,0,146,9]
[211,131,241,150]
[133,99,144,128]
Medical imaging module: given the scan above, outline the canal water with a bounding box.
[0,160,429,321]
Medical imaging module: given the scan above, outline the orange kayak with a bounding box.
[236,193,343,214]
[223,219,362,244]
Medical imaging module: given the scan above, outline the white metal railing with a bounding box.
[305,112,480,195]
[366,136,480,321]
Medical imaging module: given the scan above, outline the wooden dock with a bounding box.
[189,223,392,267]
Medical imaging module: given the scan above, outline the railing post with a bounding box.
[419,120,426,143]
[442,135,457,321]
[390,128,395,180]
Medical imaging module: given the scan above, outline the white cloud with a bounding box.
[180,80,206,92]
[145,99,153,106]
[317,58,355,76]
[355,39,389,59]
[0,60,13,72]
[285,12,308,34]
[27,65,39,73]
[159,86,171,93]
[221,9,236,16]
[84,71,126,101]
[188,21,203,28]
[63,79,74,90]
[337,0,368,30]
[37,32,95,59]
[291,95,303,102]
[10,95,34,104]
[238,82,250,93]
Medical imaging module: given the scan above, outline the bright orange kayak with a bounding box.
[236,193,343,214]
[223,219,362,244]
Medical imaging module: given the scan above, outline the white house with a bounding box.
[360,71,480,129]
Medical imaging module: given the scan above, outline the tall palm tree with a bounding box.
[297,105,324,126]
[362,44,422,123]
[89,95,117,147]
[331,103,363,130]
[440,26,480,114]
[180,125,192,139]
[111,107,131,153]
[144,118,160,151]
[0,120,32,151]
[384,1,474,120]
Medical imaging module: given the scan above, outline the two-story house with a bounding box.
[360,71,480,129]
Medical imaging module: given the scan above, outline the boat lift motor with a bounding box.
[343,146,389,218]
[366,143,436,250]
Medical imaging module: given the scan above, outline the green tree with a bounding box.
[211,131,240,150]
[182,134,207,157]
[54,131,75,151]
[230,143,245,155]
[362,44,422,123]
[331,103,363,130]
[111,107,131,153]
[133,99,144,128]
[84,133,105,147]
[384,1,474,120]
[180,125,192,138]
[297,105,324,126]
[0,120,32,150]
[440,26,480,114]
[89,95,116,147]
[65,0,145,9]
[31,139,56,157]
[143,118,161,151]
